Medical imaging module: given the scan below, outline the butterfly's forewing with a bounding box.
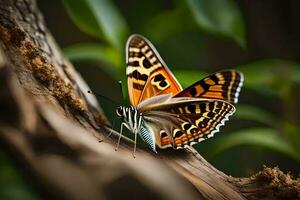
[140,98,235,149]
[174,70,243,104]
[126,34,182,107]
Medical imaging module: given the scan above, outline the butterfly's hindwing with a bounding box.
[175,70,243,104]
[126,34,182,107]
[141,99,235,149]
[172,101,235,148]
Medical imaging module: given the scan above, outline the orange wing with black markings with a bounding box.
[126,34,182,107]
[174,70,243,104]
[141,98,235,149]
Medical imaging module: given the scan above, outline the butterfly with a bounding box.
[115,34,243,156]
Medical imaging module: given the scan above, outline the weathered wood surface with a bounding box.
[0,0,299,199]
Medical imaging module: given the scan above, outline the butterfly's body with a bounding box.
[116,106,142,136]
[116,34,244,155]
[116,105,156,152]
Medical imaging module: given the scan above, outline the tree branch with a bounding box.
[0,0,298,199]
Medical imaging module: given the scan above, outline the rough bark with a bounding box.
[0,0,299,200]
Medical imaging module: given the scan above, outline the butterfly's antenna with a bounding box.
[87,90,119,104]
[118,81,125,103]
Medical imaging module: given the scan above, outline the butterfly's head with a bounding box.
[116,106,139,126]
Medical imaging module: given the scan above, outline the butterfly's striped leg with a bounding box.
[115,122,125,151]
[115,122,138,158]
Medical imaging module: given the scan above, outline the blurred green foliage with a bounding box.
[64,0,129,50]
[0,150,39,200]
[186,0,245,47]
[206,128,300,162]
[62,0,300,177]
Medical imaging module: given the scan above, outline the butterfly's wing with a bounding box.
[126,34,182,107]
[139,97,235,149]
[174,70,243,104]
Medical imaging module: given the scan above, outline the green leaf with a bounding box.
[63,43,121,78]
[140,10,180,43]
[63,0,129,50]
[63,0,103,39]
[140,9,193,43]
[185,0,246,47]
[237,59,300,98]
[207,128,300,163]
[235,104,276,127]
[173,69,208,87]
[63,43,120,66]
